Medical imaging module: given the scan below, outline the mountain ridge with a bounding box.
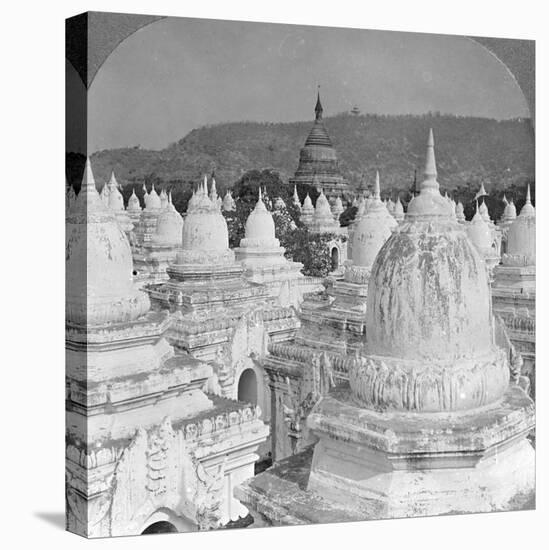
[79,112,534,197]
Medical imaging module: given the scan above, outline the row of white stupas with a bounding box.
[67,153,534,281]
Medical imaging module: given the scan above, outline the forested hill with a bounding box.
[80,113,534,196]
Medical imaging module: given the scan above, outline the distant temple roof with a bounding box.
[289,92,349,198]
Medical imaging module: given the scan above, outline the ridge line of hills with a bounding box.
[68,112,535,198]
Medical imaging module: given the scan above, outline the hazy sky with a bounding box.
[87,17,529,152]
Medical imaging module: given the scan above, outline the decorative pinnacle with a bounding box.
[423,128,437,184]
[82,157,96,190]
[258,186,262,201]
[108,170,118,189]
[315,86,323,121]
[142,183,147,194]
[525,184,531,204]
[373,170,381,200]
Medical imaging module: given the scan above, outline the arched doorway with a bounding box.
[331,247,339,271]
[238,368,258,405]
[141,521,178,535]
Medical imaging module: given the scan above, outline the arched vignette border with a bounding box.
[65,13,534,123]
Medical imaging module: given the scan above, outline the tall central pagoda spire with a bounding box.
[289,89,349,199]
[314,88,323,121]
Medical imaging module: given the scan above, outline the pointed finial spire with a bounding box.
[373,170,381,200]
[423,128,437,185]
[203,174,208,194]
[258,186,262,202]
[315,86,323,121]
[502,194,508,205]
[108,170,119,189]
[82,157,96,190]
[525,184,531,205]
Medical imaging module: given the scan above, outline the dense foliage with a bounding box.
[223,169,336,277]
[73,113,533,200]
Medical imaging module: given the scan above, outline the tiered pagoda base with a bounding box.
[237,384,535,526]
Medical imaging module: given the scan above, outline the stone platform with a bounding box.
[236,385,535,527]
[235,446,366,527]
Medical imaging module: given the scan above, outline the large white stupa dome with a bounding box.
[353,130,509,413]
[240,189,279,248]
[467,205,493,255]
[152,193,184,247]
[66,159,149,326]
[145,184,162,211]
[178,178,231,264]
[504,186,535,266]
[350,171,396,270]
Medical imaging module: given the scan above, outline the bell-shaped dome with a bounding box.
[153,193,184,246]
[351,172,397,269]
[66,159,149,326]
[182,190,229,252]
[107,172,124,211]
[355,130,508,413]
[145,184,162,211]
[467,205,493,254]
[313,191,333,221]
[222,190,236,212]
[332,196,344,218]
[393,197,405,222]
[240,189,280,249]
[479,200,491,223]
[302,193,314,213]
[502,200,517,222]
[159,189,169,209]
[504,186,535,266]
[127,189,142,212]
[366,130,496,363]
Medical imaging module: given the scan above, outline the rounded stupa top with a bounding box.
[313,190,333,221]
[332,195,344,218]
[181,176,230,255]
[222,190,236,212]
[504,185,535,266]
[66,159,149,326]
[107,172,124,211]
[240,188,280,249]
[350,171,397,270]
[365,129,496,364]
[353,130,508,413]
[145,184,162,211]
[159,188,169,210]
[142,183,150,208]
[479,200,491,223]
[127,188,142,212]
[502,200,517,222]
[467,203,493,255]
[393,196,405,221]
[302,193,314,213]
[152,192,184,247]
